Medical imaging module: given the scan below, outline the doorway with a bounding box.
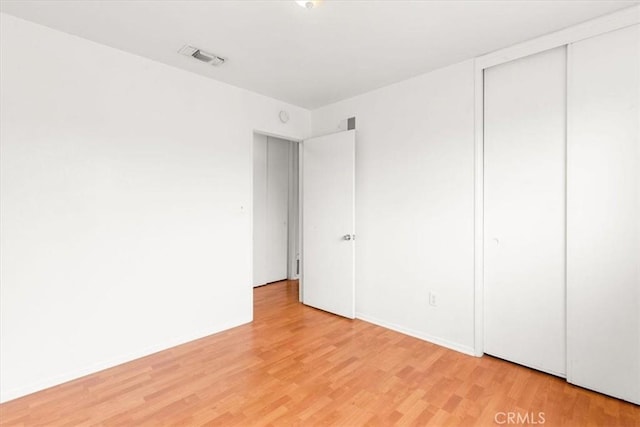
[252,133,300,288]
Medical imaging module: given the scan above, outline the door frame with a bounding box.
[472,6,639,356]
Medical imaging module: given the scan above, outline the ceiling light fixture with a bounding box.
[178,45,226,66]
[296,0,321,9]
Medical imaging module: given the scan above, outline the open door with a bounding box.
[301,130,355,319]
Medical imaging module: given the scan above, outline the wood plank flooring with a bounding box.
[1,280,638,426]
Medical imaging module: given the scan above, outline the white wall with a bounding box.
[0,13,309,402]
[311,60,476,354]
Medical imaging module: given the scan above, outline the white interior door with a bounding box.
[484,46,566,376]
[302,130,355,318]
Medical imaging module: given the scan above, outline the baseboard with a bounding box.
[0,317,251,403]
[355,312,476,357]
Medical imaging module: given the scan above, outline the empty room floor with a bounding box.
[1,280,638,426]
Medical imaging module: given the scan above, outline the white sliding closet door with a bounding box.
[253,134,268,287]
[265,138,290,284]
[567,24,640,404]
[484,46,567,376]
[253,135,290,286]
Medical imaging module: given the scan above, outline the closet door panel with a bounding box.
[484,46,567,376]
[265,137,290,284]
[567,24,640,404]
[253,134,268,287]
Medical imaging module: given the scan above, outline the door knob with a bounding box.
[343,234,354,241]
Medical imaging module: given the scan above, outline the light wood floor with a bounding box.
[1,280,638,426]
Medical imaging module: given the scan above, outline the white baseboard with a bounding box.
[0,317,251,403]
[3,312,476,402]
[355,312,476,357]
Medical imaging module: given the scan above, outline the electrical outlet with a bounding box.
[429,292,437,307]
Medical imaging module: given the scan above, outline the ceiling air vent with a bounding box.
[178,45,226,66]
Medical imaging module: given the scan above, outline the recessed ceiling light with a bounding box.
[296,0,321,9]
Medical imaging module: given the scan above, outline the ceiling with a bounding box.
[1,0,637,109]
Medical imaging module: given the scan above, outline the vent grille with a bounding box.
[178,45,226,66]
